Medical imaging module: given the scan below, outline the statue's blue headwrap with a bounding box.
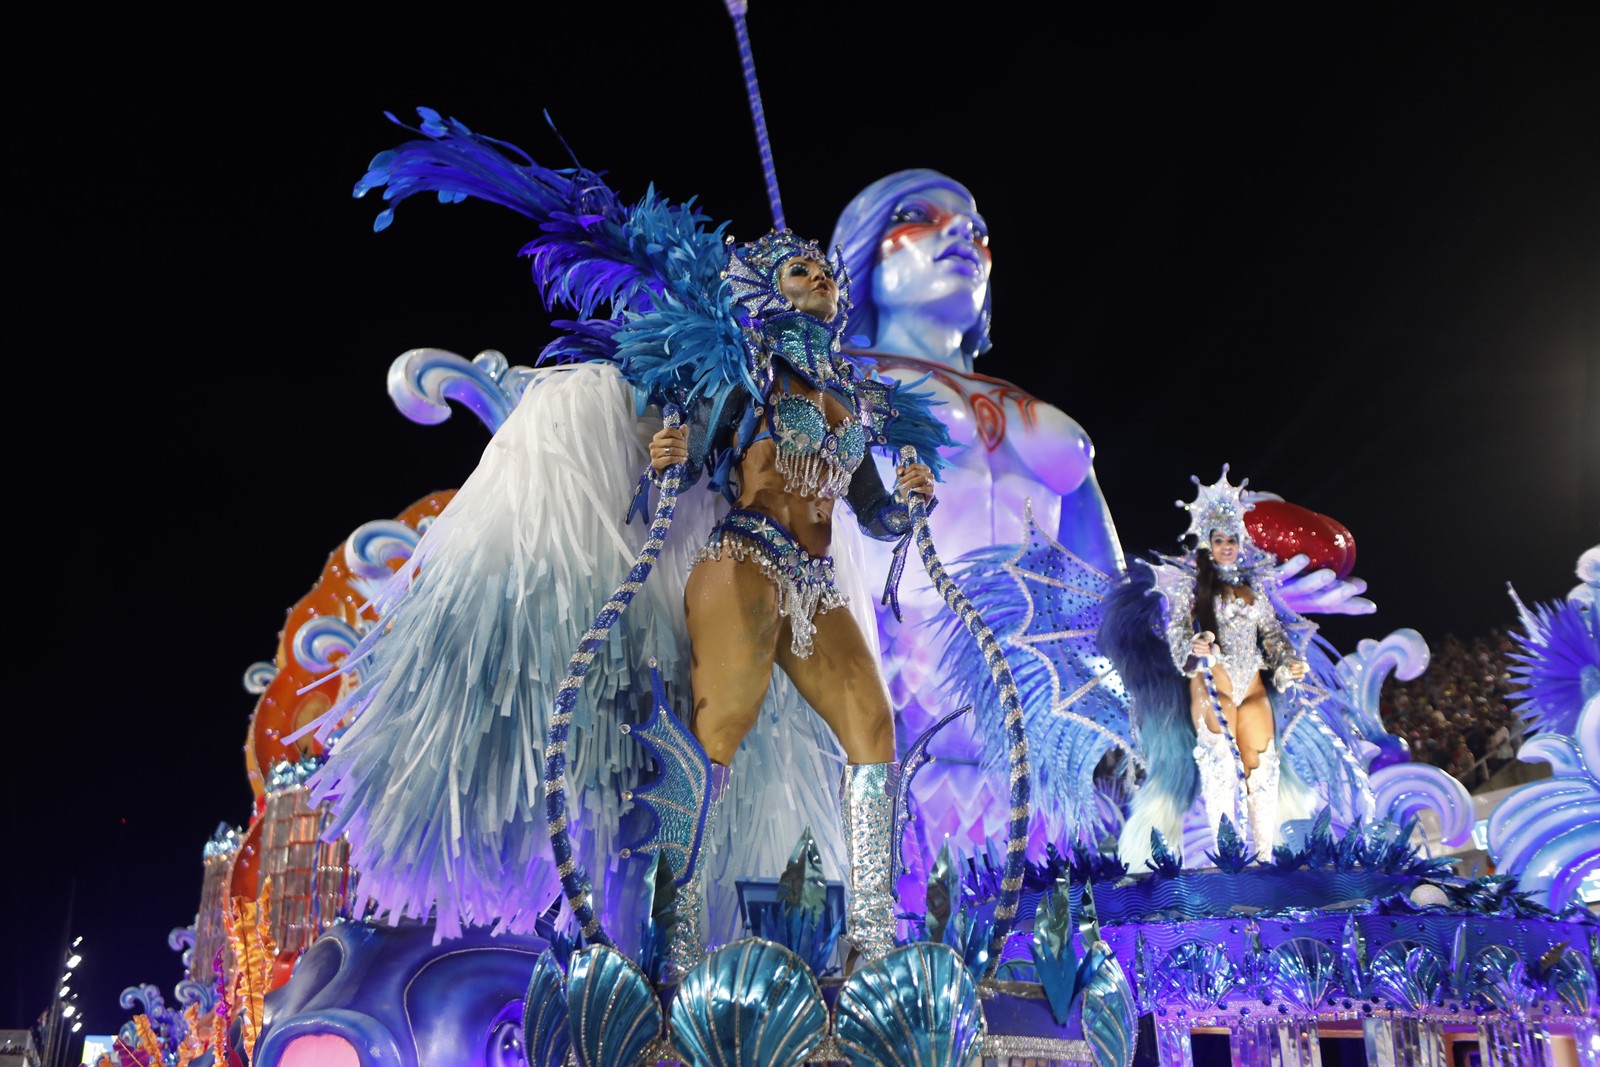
[828,168,993,363]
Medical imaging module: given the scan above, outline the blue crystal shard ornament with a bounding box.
[1206,815,1251,873]
[923,841,963,945]
[1339,914,1369,998]
[835,942,984,1067]
[1448,921,1471,999]
[670,938,827,1067]
[636,850,678,984]
[521,951,570,1067]
[1147,828,1183,877]
[920,841,992,978]
[565,944,662,1067]
[1029,881,1079,1025]
[754,829,842,977]
[1133,931,1157,1014]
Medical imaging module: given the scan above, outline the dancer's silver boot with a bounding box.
[1247,741,1282,863]
[666,762,731,976]
[840,761,901,966]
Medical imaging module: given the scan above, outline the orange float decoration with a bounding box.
[225,491,455,988]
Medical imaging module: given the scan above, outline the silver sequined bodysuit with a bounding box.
[1164,576,1299,856]
[1166,584,1298,693]
[1211,592,1273,691]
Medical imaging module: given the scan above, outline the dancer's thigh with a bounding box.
[1234,674,1275,771]
[684,554,782,764]
[775,605,895,764]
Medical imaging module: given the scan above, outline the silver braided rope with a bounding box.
[545,406,684,946]
[900,446,1031,977]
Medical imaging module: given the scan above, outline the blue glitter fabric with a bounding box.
[767,392,868,500]
[694,508,846,658]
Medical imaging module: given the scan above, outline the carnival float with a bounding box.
[94,6,1599,1066]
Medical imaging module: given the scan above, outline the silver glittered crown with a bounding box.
[724,228,852,326]
[1178,464,1254,544]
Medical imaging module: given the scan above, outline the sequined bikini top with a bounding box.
[746,312,873,500]
[1211,590,1274,686]
[764,392,868,499]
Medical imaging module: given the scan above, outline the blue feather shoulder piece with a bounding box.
[356,108,733,326]
[355,107,752,418]
[857,368,956,480]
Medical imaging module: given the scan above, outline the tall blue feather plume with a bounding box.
[1099,565,1198,864]
[356,108,742,352]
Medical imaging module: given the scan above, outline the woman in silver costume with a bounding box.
[1164,475,1308,860]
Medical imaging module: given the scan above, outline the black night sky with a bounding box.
[11,5,1597,1044]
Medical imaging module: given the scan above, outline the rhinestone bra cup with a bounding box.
[769,392,867,500]
[1213,592,1272,689]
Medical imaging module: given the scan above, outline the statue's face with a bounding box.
[777,256,840,322]
[871,186,991,329]
[1210,530,1241,566]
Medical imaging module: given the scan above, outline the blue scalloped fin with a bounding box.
[565,945,662,1067]
[671,939,827,1067]
[1080,948,1138,1067]
[521,951,570,1067]
[618,664,710,885]
[895,705,973,875]
[834,943,984,1066]
[936,511,1139,840]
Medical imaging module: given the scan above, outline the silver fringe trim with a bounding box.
[692,535,846,659]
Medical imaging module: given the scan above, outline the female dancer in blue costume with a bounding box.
[296,110,952,974]
[646,230,939,968]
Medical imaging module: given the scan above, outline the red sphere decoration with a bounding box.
[1245,499,1358,578]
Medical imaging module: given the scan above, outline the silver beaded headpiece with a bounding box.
[1178,464,1254,545]
[724,228,852,330]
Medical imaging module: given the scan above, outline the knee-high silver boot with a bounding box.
[840,761,901,965]
[1247,742,1282,863]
